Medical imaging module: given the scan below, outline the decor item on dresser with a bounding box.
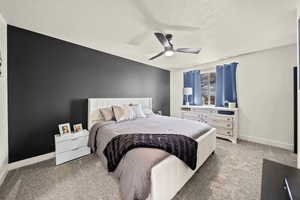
[216,62,238,107]
[73,123,83,132]
[181,105,239,143]
[228,102,236,109]
[55,129,90,165]
[183,70,201,105]
[183,87,193,106]
[58,123,71,135]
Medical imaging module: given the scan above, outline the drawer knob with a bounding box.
[72,147,80,151]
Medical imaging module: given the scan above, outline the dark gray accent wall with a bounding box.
[8,25,170,162]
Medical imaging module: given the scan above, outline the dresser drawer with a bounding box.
[56,147,90,165]
[208,119,233,129]
[210,114,233,122]
[192,109,210,114]
[56,136,89,153]
[216,129,233,136]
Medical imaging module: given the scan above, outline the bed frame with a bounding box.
[88,98,216,200]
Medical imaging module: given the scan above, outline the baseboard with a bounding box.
[0,165,8,187]
[8,152,55,171]
[0,155,8,186]
[239,135,293,151]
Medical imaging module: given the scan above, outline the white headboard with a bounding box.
[88,98,152,129]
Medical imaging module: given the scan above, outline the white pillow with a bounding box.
[127,106,137,120]
[131,104,146,118]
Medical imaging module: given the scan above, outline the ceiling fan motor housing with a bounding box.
[149,32,201,60]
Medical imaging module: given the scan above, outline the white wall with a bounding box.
[171,45,297,150]
[0,13,8,185]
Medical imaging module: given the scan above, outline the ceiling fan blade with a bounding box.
[130,1,199,33]
[149,51,165,60]
[165,34,173,41]
[176,48,201,54]
[154,32,171,48]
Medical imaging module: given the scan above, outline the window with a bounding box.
[200,72,216,105]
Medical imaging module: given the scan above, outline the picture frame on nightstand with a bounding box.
[73,123,83,132]
[58,123,71,135]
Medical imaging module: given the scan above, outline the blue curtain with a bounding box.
[216,62,238,107]
[183,70,202,105]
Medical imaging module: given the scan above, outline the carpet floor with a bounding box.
[0,139,297,200]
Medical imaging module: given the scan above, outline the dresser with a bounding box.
[181,106,239,143]
[55,130,91,165]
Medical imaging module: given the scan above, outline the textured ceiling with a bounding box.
[0,0,297,69]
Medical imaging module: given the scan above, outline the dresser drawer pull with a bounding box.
[71,138,79,141]
[72,147,80,151]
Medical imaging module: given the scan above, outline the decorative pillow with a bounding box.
[92,109,104,121]
[112,105,130,122]
[130,104,146,118]
[143,108,154,116]
[127,106,137,120]
[99,107,114,121]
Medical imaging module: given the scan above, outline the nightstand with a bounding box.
[54,129,90,165]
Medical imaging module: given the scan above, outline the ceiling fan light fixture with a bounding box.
[149,32,201,60]
[164,50,174,57]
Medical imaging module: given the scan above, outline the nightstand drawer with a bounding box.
[56,147,90,165]
[56,136,89,153]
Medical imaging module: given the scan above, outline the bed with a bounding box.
[88,98,216,200]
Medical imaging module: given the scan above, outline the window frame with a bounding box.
[200,69,216,106]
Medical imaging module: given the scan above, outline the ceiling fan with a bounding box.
[149,32,201,60]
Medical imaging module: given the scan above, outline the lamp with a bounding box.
[183,87,193,106]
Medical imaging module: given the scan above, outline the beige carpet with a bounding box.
[0,139,297,200]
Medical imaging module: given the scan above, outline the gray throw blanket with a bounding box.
[103,134,198,172]
[88,115,211,200]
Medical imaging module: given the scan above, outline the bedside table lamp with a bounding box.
[183,87,193,106]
